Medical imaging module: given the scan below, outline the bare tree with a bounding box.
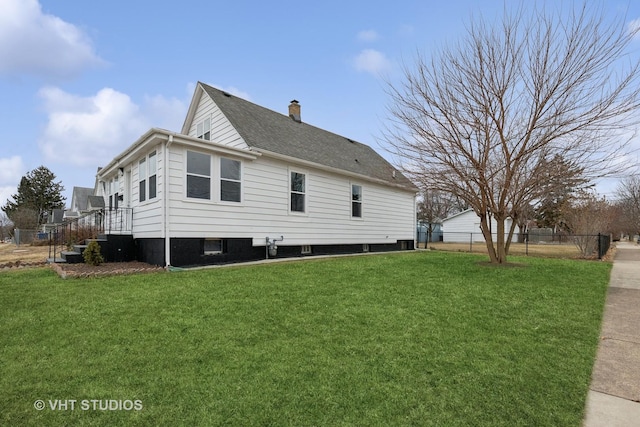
[417,188,466,223]
[0,211,11,242]
[564,191,614,257]
[384,3,640,263]
[417,187,467,242]
[615,175,640,237]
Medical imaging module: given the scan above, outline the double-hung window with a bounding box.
[186,151,211,199]
[352,184,362,218]
[148,151,157,199]
[290,172,306,213]
[109,177,119,210]
[139,158,146,202]
[139,151,157,202]
[220,158,241,202]
[196,118,211,140]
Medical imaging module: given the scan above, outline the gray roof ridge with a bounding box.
[199,82,417,191]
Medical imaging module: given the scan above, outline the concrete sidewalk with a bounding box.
[583,241,640,426]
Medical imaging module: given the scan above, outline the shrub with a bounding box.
[83,240,104,266]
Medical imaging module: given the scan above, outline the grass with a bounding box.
[0,251,610,426]
[424,241,583,258]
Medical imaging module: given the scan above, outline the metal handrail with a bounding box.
[48,208,133,262]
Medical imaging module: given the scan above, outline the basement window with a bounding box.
[204,239,223,255]
[363,244,370,252]
[301,245,312,254]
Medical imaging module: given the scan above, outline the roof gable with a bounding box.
[199,82,416,190]
[71,186,94,212]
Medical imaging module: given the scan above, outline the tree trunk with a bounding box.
[495,215,507,264]
[479,213,499,263]
[504,220,519,255]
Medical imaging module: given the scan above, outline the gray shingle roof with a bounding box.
[71,186,94,211]
[200,83,416,191]
[87,195,105,209]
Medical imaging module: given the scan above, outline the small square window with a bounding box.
[301,245,312,254]
[204,239,223,255]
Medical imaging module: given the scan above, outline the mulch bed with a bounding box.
[0,260,47,270]
[50,261,165,279]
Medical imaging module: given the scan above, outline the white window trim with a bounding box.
[183,150,246,205]
[138,151,158,204]
[351,183,363,220]
[289,169,308,215]
[196,116,211,140]
[185,150,212,201]
[204,238,223,255]
[219,157,243,204]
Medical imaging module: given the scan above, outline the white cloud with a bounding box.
[0,0,104,79]
[37,86,187,168]
[353,49,392,76]
[0,156,25,210]
[143,94,189,131]
[0,156,25,185]
[357,30,379,42]
[38,87,148,167]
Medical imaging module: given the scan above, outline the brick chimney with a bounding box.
[289,100,301,123]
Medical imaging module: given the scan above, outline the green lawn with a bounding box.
[0,252,610,426]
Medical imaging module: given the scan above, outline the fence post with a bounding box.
[469,233,473,252]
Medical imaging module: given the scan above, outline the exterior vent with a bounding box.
[289,100,301,123]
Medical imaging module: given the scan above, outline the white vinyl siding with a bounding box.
[187,91,249,149]
[165,152,416,246]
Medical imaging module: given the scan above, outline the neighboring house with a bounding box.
[65,186,95,218]
[417,221,442,244]
[93,82,418,267]
[441,209,517,243]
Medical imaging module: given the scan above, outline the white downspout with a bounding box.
[164,135,173,267]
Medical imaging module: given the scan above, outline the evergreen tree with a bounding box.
[1,166,66,226]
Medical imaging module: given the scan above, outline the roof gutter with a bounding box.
[98,128,261,179]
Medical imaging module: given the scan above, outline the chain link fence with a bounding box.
[421,232,611,259]
[13,229,50,246]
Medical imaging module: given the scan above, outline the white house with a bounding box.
[441,209,517,243]
[92,82,418,267]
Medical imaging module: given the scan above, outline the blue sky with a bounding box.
[1,0,640,210]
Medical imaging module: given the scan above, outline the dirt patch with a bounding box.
[0,243,50,264]
[51,261,165,279]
